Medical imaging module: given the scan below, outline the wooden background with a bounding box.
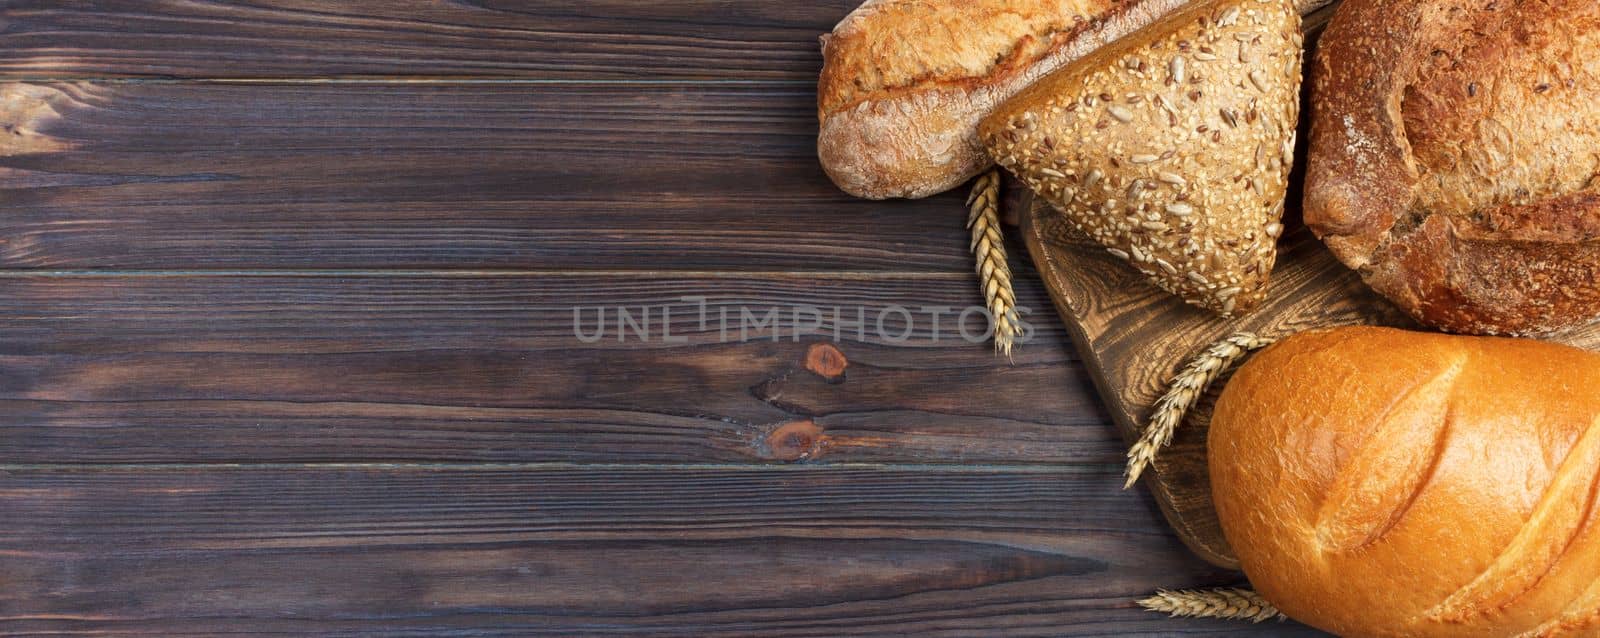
[0,2,1326,635]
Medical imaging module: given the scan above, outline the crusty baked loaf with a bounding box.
[980,0,1301,316]
[1211,326,1600,638]
[1303,0,1600,335]
[817,0,1193,200]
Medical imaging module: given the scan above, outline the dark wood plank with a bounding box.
[0,82,979,271]
[0,1,854,80]
[0,465,1325,636]
[0,272,1123,465]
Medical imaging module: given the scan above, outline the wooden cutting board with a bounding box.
[1015,5,1600,567]
[1022,191,1600,570]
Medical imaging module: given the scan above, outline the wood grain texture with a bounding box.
[0,272,1125,465]
[0,465,1322,637]
[0,1,856,80]
[0,2,1339,634]
[0,82,980,271]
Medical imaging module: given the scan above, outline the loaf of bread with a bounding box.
[1303,0,1600,335]
[1211,326,1600,637]
[980,0,1302,316]
[816,0,1191,200]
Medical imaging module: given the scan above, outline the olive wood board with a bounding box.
[1016,1,1600,569]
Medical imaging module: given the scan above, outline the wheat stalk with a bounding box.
[967,170,1020,358]
[1140,588,1285,623]
[1124,332,1275,488]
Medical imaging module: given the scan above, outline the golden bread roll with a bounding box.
[1211,326,1600,637]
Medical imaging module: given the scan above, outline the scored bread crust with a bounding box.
[1211,326,1600,638]
[1303,0,1600,335]
[817,0,1192,200]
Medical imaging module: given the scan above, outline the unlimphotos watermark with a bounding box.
[572,296,1033,344]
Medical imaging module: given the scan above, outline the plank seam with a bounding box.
[0,461,1120,472]
[0,270,989,279]
[0,77,819,86]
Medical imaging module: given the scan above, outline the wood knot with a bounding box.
[760,419,829,462]
[0,83,70,156]
[803,343,847,382]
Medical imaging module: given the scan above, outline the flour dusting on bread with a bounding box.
[1305,0,1600,335]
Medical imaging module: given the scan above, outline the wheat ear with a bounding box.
[1124,332,1275,488]
[1139,588,1285,623]
[967,170,1019,358]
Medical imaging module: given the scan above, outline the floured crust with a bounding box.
[817,0,1192,199]
[1304,0,1600,335]
[817,0,1113,118]
[1211,327,1600,638]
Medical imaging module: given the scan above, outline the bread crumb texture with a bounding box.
[981,0,1301,316]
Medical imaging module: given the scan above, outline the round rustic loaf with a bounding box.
[1211,326,1600,637]
[1303,0,1600,335]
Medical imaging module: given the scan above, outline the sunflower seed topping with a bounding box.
[973,0,1300,318]
[1217,6,1240,26]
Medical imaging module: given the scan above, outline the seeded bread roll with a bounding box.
[1304,0,1600,335]
[816,0,1194,200]
[980,0,1302,316]
[1211,326,1600,638]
